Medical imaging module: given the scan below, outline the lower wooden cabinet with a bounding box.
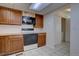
[0,36,10,55]
[0,33,46,55]
[38,33,46,47]
[0,35,24,56]
[9,35,24,54]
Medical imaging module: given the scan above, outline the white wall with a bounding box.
[70,4,79,56]
[44,11,62,48]
[44,13,56,47]
[44,5,70,48]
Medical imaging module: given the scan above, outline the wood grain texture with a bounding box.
[0,35,24,56]
[35,14,43,28]
[0,6,10,24]
[10,9,22,25]
[0,6,22,25]
[38,33,46,47]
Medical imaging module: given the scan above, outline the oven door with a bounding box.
[23,34,38,45]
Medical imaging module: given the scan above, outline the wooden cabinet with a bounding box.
[10,9,22,25]
[35,14,43,28]
[0,6,22,25]
[0,7,10,24]
[0,35,24,56]
[9,35,24,54]
[0,36,10,55]
[38,33,46,47]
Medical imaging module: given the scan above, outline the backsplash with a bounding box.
[0,25,45,35]
[34,28,45,33]
[22,24,33,29]
[0,25,21,34]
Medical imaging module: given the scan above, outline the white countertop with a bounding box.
[22,31,46,34]
[0,32,23,36]
[0,31,46,36]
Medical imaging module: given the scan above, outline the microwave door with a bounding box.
[22,16,35,25]
[22,16,28,24]
[23,18,27,23]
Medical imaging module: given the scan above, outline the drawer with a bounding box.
[0,36,8,39]
[8,35,23,39]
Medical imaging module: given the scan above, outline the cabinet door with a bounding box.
[0,36,10,56]
[9,35,24,53]
[0,37,5,55]
[10,9,22,25]
[38,33,46,47]
[35,14,43,28]
[0,7,10,24]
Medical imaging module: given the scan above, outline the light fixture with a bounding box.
[30,3,50,11]
[66,8,71,12]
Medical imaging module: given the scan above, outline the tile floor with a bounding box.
[9,42,70,56]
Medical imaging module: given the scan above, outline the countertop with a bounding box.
[0,32,23,36]
[0,31,46,36]
[22,31,46,34]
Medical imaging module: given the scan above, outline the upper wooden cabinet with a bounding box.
[10,9,22,25]
[35,14,43,28]
[0,6,22,25]
[0,7,10,24]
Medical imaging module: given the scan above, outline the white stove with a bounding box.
[24,44,38,51]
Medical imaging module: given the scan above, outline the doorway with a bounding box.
[61,17,70,42]
[61,17,66,42]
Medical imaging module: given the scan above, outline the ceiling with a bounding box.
[0,3,67,15]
